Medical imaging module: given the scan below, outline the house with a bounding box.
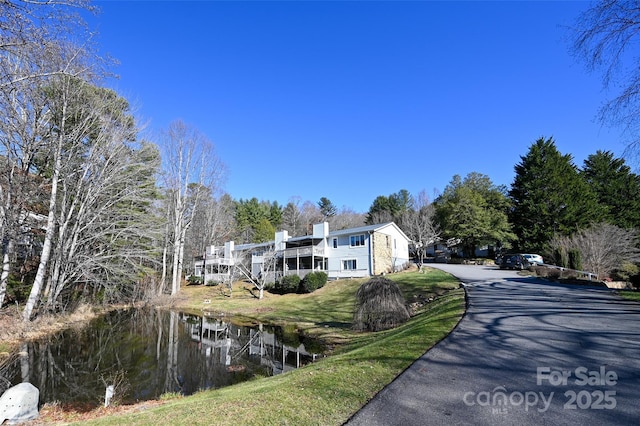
[193,222,411,284]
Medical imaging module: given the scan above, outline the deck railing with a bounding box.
[282,247,324,258]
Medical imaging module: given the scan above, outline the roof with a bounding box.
[328,222,410,241]
[233,241,273,252]
[229,222,410,252]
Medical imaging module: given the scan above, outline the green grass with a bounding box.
[619,289,640,301]
[77,269,464,425]
[174,268,459,346]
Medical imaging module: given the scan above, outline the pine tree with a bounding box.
[581,150,640,229]
[317,197,337,219]
[509,137,603,253]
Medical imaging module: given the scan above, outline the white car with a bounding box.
[522,254,543,265]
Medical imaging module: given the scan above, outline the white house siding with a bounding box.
[325,232,372,279]
[194,222,411,283]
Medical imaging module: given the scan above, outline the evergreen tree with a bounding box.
[365,189,414,225]
[318,197,337,219]
[235,198,282,242]
[365,195,394,225]
[269,201,283,229]
[253,217,276,243]
[435,173,514,257]
[235,198,266,243]
[581,150,640,229]
[509,137,602,253]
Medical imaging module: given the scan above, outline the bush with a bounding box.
[547,269,561,280]
[352,276,410,332]
[274,275,300,294]
[554,248,568,268]
[298,271,328,294]
[532,265,548,277]
[187,275,204,286]
[263,280,275,291]
[611,262,640,282]
[568,249,582,271]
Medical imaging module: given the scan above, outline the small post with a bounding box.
[105,385,114,407]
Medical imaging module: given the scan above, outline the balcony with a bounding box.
[282,246,324,258]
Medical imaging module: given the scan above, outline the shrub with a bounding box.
[611,262,640,282]
[568,249,582,271]
[298,271,328,293]
[532,265,548,277]
[352,276,410,332]
[554,248,568,268]
[187,275,204,286]
[274,275,300,294]
[263,280,275,291]
[547,269,561,280]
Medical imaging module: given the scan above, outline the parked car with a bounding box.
[499,254,530,270]
[522,254,543,265]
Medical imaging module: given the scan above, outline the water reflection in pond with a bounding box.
[0,307,324,407]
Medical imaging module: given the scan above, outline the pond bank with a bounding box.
[3,269,465,425]
[0,295,181,363]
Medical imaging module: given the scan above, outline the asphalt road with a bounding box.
[346,264,640,426]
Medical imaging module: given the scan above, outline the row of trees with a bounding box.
[0,1,229,319]
[0,0,166,319]
[358,136,640,280]
[387,137,640,280]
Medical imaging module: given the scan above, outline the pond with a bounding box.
[0,307,324,408]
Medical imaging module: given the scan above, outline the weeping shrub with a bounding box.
[352,276,410,332]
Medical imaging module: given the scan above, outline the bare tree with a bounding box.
[571,0,640,160]
[0,68,50,307]
[328,206,365,231]
[184,191,234,276]
[21,77,161,319]
[234,247,278,300]
[299,200,322,235]
[160,120,224,296]
[0,0,99,90]
[550,222,640,279]
[22,73,98,321]
[401,190,440,272]
[281,197,303,236]
[0,0,98,310]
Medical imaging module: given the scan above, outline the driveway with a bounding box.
[346,264,640,425]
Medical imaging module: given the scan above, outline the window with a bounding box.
[333,238,338,249]
[350,234,365,247]
[343,259,357,270]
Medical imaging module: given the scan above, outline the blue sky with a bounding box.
[90,0,621,213]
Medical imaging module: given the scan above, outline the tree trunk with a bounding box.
[171,227,181,296]
[23,132,62,321]
[160,213,170,296]
[0,239,13,307]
